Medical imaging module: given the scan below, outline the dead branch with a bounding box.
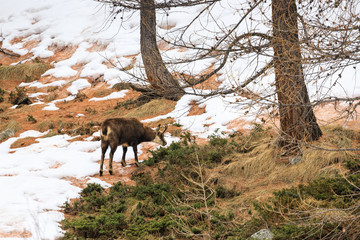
[0,48,20,57]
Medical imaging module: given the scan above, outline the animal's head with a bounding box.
[153,124,168,146]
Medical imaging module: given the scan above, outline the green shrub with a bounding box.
[26,114,37,123]
[80,183,104,197]
[62,135,242,239]
[216,185,240,199]
[62,212,127,239]
[8,87,31,105]
[0,88,5,103]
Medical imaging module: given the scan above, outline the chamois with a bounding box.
[99,118,168,176]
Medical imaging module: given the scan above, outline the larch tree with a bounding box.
[96,0,219,100]
[271,0,322,145]
[164,0,360,146]
[97,0,360,146]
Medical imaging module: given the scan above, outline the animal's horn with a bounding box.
[156,124,161,134]
[162,125,168,134]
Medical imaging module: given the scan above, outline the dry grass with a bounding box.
[37,120,55,132]
[93,89,112,98]
[0,63,52,82]
[204,125,360,225]
[45,93,57,102]
[123,99,176,119]
[10,137,38,149]
[217,126,359,196]
[3,120,22,133]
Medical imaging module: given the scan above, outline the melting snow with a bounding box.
[0,0,359,238]
[66,79,91,95]
[89,90,129,101]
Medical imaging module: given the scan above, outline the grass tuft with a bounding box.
[0,63,52,82]
[124,99,176,119]
[61,124,360,239]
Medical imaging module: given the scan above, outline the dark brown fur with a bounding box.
[99,118,167,176]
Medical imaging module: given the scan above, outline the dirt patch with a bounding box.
[0,230,32,238]
[90,142,161,186]
[50,162,62,169]
[158,40,171,51]
[47,44,78,63]
[188,100,206,116]
[227,118,253,133]
[158,23,176,30]
[192,65,223,90]
[22,40,41,51]
[315,102,360,131]
[87,43,108,52]
[10,137,39,149]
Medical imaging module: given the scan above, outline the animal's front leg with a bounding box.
[121,146,128,167]
[99,142,109,176]
[133,145,139,167]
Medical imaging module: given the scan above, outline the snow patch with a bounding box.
[89,90,129,101]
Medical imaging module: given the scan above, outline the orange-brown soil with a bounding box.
[0,230,32,238]
[1,38,360,238]
[10,137,39,149]
[188,100,206,116]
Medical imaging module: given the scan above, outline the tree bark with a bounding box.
[272,0,322,145]
[140,0,183,100]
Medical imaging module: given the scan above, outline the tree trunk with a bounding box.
[272,0,322,145]
[140,0,183,100]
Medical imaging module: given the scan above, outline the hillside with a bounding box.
[0,0,359,239]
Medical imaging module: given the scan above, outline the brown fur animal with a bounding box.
[99,118,168,176]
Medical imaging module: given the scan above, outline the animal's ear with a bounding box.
[156,124,161,134]
[161,125,168,135]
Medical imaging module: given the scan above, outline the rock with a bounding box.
[289,155,302,165]
[0,129,15,141]
[16,95,32,105]
[250,229,274,240]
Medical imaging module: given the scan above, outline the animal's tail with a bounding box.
[100,126,111,141]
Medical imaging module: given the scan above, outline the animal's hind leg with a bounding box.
[133,145,139,167]
[99,141,109,176]
[109,144,118,175]
[121,146,127,167]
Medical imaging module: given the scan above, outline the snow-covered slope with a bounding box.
[0,0,359,239]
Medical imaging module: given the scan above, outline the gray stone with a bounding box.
[250,229,274,240]
[0,129,15,141]
[289,155,302,165]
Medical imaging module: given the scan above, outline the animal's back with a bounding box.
[101,118,145,145]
